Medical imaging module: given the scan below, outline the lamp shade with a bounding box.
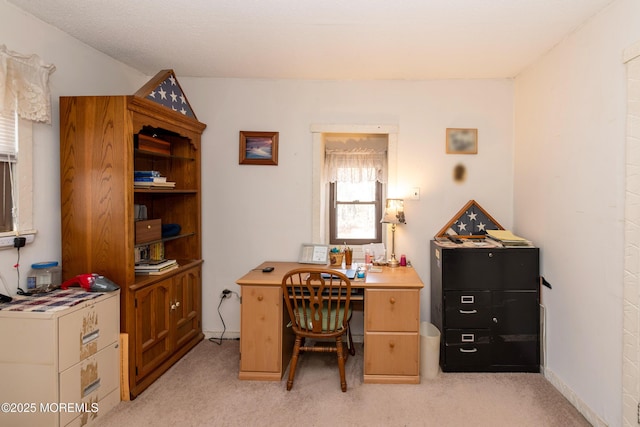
[381,198,406,224]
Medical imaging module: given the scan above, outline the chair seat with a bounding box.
[295,303,352,332]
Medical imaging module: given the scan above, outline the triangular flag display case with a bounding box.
[135,69,197,119]
[435,200,504,238]
[60,71,206,400]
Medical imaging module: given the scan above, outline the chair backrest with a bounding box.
[282,268,352,337]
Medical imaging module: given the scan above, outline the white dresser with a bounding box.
[0,290,120,426]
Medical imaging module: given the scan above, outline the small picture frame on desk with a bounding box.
[298,244,329,264]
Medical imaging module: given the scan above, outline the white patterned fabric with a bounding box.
[0,45,56,123]
[324,148,387,183]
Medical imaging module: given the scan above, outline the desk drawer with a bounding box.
[364,332,419,376]
[365,289,419,332]
[59,293,120,372]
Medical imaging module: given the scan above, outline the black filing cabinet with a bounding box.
[430,240,540,372]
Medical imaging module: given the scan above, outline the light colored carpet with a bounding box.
[96,339,591,427]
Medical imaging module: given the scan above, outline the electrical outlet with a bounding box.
[0,234,35,248]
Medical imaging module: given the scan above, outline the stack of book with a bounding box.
[486,230,533,247]
[135,259,178,275]
[134,171,176,189]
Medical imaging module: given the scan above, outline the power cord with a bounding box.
[13,243,31,296]
[209,289,239,345]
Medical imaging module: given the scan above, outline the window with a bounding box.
[324,135,388,246]
[0,111,34,236]
[0,45,55,238]
[0,111,16,232]
[311,125,398,247]
[329,180,382,245]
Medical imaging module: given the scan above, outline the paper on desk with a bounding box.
[486,230,527,241]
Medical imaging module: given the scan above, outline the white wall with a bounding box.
[514,0,640,425]
[181,77,516,336]
[0,0,144,295]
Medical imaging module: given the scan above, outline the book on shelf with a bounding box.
[134,171,174,188]
[134,176,168,183]
[134,170,161,177]
[136,264,180,275]
[135,259,178,272]
[134,181,176,189]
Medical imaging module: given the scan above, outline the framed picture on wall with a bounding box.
[446,128,478,154]
[239,131,279,165]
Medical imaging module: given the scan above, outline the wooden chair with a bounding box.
[281,267,353,392]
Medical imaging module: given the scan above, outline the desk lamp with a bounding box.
[381,198,406,268]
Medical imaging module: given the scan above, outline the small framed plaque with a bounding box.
[298,244,329,265]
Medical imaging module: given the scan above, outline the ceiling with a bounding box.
[8,0,614,80]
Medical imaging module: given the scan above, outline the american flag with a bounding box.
[145,73,195,118]
[443,201,503,237]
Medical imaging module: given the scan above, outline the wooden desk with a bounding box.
[236,261,424,384]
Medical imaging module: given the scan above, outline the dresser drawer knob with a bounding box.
[492,317,498,323]
[257,295,263,301]
[389,341,395,349]
[488,252,493,258]
[389,297,396,304]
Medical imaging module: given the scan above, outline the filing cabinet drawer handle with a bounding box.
[82,329,100,345]
[459,309,478,314]
[461,334,475,342]
[83,378,101,397]
[459,348,478,353]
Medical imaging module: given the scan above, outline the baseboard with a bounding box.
[544,368,606,426]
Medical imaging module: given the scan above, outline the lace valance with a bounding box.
[0,45,56,124]
[324,148,387,184]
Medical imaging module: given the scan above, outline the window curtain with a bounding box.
[0,45,56,124]
[324,148,387,184]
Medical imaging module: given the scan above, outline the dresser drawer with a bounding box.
[59,293,120,372]
[59,342,120,426]
[365,289,419,332]
[444,291,491,328]
[364,332,419,375]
